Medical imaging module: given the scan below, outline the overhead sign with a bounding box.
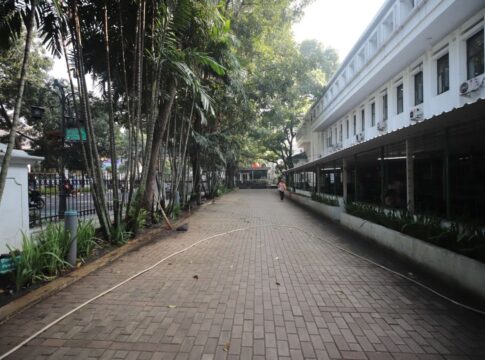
[65,127,87,142]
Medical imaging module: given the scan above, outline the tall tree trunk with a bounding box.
[140,83,177,212]
[103,1,121,230]
[69,0,111,237]
[126,1,145,216]
[0,0,37,203]
[118,0,133,218]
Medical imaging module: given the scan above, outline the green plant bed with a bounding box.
[345,202,485,263]
[6,220,102,292]
[311,192,339,207]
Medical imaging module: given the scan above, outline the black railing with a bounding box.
[28,173,117,227]
[28,173,212,227]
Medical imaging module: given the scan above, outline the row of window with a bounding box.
[323,28,484,149]
[315,0,422,117]
[312,10,485,130]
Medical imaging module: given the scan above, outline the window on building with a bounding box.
[467,29,484,80]
[396,84,403,114]
[334,128,337,144]
[383,93,388,121]
[437,53,449,94]
[361,109,365,131]
[346,119,349,138]
[353,115,357,135]
[371,102,376,126]
[339,124,343,142]
[414,71,423,105]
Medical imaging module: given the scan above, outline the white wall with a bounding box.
[0,146,43,254]
[297,0,485,159]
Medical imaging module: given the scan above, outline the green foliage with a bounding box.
[7,220,103,291]
[171,204,181,219]
[8,223,71,291]
[111,224,131,246]
[77,220,98,260]
[136,209,148,229]
[311,192,339,207]
[345,202,485,263]
[216,185,231,197]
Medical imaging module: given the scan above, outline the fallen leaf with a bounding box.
[223,342,230,352]
[193,275,199,280]
[276,282,280,286]
[168,305,177,309]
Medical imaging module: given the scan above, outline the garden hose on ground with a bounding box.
[1,224,484,359]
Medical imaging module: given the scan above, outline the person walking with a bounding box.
[277,178,287,201]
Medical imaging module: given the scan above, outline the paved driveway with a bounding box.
[1,190,484,359]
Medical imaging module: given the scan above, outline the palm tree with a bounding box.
[0,0,37,204]
[0,0,65,204]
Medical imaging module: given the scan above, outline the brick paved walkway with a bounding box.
[1,190,484,359]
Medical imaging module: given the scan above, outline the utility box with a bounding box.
[0,144,43,255]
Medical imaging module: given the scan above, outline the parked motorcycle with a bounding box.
[28,189,45,209]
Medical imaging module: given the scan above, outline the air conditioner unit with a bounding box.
[377,121,387,131]
[355,132,365,142]
[409,105,423,122]
[459,76,484,96]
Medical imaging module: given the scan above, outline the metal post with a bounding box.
[64,210,78,267]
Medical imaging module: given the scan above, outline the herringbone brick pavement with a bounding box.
[0,190,484,359]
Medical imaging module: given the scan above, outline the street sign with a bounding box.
[65,127,87,142]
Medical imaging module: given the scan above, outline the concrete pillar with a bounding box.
[342,158,348,203]
[444,129,451,218]
[406,139,415,213]
[380,147,386,205]
[315,165,320,193]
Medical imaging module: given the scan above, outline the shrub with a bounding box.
[8,223,71,291]
[171,204,181,219]
[311,192,340,207]
[8,220,102,291]
[77,220,99,259]
[345,202,485,263]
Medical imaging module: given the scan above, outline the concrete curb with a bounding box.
[0,200,213,324]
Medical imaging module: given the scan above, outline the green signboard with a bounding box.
[65,127,87,142]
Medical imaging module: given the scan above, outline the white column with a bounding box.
[406,139,414,212]
[343,158,348,203]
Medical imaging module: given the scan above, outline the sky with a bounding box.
[293,0,385,62]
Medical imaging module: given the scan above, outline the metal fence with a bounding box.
[28,173,211,228]
[28,173,116,227]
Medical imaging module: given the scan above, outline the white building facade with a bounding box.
[289,0,485,222]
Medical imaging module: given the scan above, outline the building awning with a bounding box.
[286,97,485,173]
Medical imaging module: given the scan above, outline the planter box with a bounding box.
[288,192,342,222]
[341,212,485,299]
